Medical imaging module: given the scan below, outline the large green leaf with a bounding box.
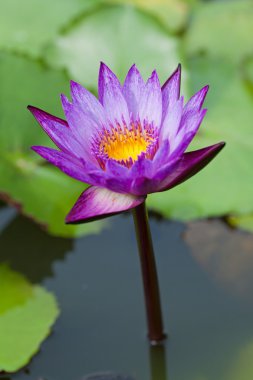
[148,56,253,219]
[228,214,253,233]
[107,0,199,33]
[185,0,253,64]
[0,52,107,237]
[0,0,102,58]
[0,264,59,372]
[45,5,181,90]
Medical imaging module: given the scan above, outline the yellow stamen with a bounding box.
[100,124,153,163]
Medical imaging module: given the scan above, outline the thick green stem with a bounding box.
[132,201,166,343]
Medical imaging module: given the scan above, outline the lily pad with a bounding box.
[185,0,253,64]
[148,56,253,220]
[0,264,59,373]
[0,52,107,237]
[45,5,181,90]
[0,0,102,58]
[228,215,253,233]
[107,0,198,33]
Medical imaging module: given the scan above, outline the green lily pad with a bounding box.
[228,215,253,233]
[148,56,253,220]
[227,341,253,380]
[0,264,59,373]
[0,0,102,58]
[0,52,107,237]
[45,5,181,90]
[106,0,198,33]
[185,0,253,64]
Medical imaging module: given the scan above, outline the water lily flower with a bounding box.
[29,63,224,224]
[29,63,225,342]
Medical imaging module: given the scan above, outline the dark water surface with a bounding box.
[1,205,253,380]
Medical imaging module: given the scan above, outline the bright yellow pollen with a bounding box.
[100,124,153,163]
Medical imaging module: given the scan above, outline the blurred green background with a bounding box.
[0,0,253,237]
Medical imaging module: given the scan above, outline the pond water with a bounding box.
[1,205,253,380]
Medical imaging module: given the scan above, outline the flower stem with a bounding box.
[132,201,166,344]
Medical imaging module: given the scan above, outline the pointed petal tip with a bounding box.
[158,141,226,192]
[150,69,159,79]
[27,105,41,116]
[128,63,138,73]
[99,62,114,77]
[201,84,210,98]
[174,63,182,74]
[31,145,44,154]
[70,79,79,89]
[175,63,181,75]
[162,64,181,94]
[213,141,226,151]
[60,93,71,105]
[99,61,107,69]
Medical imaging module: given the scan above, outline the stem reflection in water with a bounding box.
[149,343,168,380]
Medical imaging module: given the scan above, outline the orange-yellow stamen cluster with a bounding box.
[93,121,158,169]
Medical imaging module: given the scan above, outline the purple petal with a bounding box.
[183,85,209,115]
[130,156,180,196]
[31,146,96,184]
[158,142,225,192]
[159,96,184,143]
[122,64,145,119]
[98,63,130,125]
[161,64,181,122]
[170,109,207,157]
[28,106,87,159]
[66,186,146,224]
[87,159,132,194]
[138,70,162,127]
[60,94,102,166]
[69,80,106,129]
[129,154,152,179]
[149,140,170,174]
[104,160,132,193]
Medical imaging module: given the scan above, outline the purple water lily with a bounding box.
[29,63,224,224]
[29,63,225,343]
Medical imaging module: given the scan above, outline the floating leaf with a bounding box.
[0,264,59,373]
[45,5,181,89]
[226,341,253,380]
[107,0,197,33]
[0,52,107,237]
[228,214,253,233]
[0,0,102,57]
[148,57,253,220]
[185,0,253,64]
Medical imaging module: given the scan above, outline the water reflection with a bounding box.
[1,214,253,380]
[0,205,16,233]
[149,344,167,380]
[0,212,72,282]
[185,219,253,297]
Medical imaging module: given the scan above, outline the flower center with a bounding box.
[102,124,150,161]
[92,121,158,169]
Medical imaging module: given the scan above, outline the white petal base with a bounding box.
[66,186,146,224]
